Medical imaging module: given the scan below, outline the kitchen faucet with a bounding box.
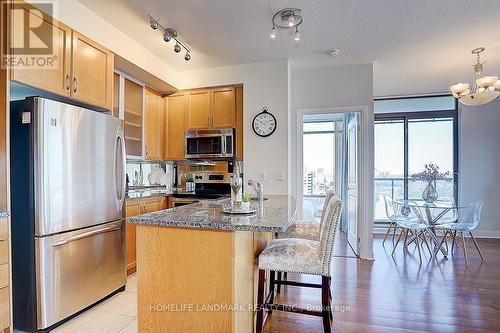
[247,179,264,202]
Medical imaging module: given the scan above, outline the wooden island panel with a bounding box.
[137,225,234,333]
[137,225,273,333]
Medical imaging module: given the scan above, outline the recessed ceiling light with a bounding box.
[327,49,340,57]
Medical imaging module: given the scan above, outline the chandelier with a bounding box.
[450,47,500,106]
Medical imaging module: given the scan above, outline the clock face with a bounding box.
[252,110,277,137]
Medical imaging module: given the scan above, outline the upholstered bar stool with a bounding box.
[274,190,335,292]
[256,196,342,333]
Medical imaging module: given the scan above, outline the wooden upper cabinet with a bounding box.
[211,87,235,128]
[10,4,114,111]
[166,92,186,160]
[11,2,72,97]
[187,89,210,129]
[123,78,144,157]
[145,88,161,161]
[71,31,114,110]
[235,86,243,161]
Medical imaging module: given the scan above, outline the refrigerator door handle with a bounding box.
[52,225,121,247]
[114,127,126,209]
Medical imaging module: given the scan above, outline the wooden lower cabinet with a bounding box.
[0,287,9,331]
[125,197,168,275]
[0,218,9,332]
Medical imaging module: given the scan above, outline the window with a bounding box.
[303,121,337,196]
[374,96,457,223]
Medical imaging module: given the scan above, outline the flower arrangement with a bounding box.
[410,163,450,182]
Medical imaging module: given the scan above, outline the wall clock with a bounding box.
[252,107,277,137]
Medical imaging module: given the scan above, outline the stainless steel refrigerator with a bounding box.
[10,97,127,332]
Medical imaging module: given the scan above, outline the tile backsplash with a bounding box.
[126,161,174,191]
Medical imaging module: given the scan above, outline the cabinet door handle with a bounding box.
[73,77,78,93]
[65,74,70,91]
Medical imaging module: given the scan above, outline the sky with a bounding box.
[375,119,454,177]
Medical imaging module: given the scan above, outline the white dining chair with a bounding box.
[391,200,433,264]
[434,201,485,265]
[382,195,399,245]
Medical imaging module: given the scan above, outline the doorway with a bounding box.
[298,110,363,258]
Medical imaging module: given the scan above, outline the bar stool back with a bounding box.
[256,195,342,333]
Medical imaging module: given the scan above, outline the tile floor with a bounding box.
[51,274,138,333]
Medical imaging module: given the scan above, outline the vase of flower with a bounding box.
[422,180,438,203]
[411,163,450,204]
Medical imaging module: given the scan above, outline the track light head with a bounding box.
[174,43,181,53]
[163,32,171,42]
[150,17,159,30]
[294,27,300,41]
[270,26,277,39]
[184,52,191,61]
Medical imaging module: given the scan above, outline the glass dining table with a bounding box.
[394,200,469,257]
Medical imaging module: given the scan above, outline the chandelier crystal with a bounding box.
[450,47,499,106]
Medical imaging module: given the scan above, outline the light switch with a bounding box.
[276,170,284,182]
[259,171,266,181]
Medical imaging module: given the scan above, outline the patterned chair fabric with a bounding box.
[277,189,336,240]
[259,196,343,277]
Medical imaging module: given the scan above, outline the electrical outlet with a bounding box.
[276,170,284,182]
[259,171,266,181]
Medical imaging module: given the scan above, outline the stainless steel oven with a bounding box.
[185,128,234,159]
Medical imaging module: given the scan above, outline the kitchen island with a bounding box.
[128,195,296,333]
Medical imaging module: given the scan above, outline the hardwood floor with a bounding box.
[264,234,500,333]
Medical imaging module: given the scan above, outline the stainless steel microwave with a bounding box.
[185,128,235,159]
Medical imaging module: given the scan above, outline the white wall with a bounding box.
[178,60,291,195]
[291,64,374,197]
[459,98,500,237]
[29,0,181,87]
[290,64,374,259]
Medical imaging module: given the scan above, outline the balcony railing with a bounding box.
[374,177,454,222]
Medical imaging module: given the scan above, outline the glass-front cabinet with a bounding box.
[113,71,145,158]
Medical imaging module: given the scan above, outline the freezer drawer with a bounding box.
[35,220,126,329]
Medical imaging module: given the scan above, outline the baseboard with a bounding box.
[468,230,500,239]
[372,226,500,239]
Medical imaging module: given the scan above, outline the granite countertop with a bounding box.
[128,195,296,233]
[0,211,9,218]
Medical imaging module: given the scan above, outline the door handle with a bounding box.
[52,225,121,247]
[73,77,78,93]
[114,129,126,208]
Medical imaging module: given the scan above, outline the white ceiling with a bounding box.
[78,0,500,96]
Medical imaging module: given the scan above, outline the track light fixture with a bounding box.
[270,8,303,41]
[148,14,192,61]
